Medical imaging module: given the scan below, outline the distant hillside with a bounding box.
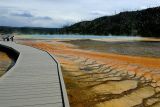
[0,26,59,34]
[62,7,160,37]
[0,7,160,37]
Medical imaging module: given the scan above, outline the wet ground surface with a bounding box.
[60,56,160,107]
[0,51,12,77]
[19,39,160,107]
[63,39,160,58]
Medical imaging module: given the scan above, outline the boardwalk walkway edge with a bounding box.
[0,42,70,107]
[34,47,70,107]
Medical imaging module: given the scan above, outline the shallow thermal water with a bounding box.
[16,34,142,40]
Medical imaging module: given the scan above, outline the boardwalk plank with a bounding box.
[0,42,69,107]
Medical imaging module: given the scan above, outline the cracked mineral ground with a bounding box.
[19,38,160,107]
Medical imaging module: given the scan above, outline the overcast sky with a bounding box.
[0,0,160,28]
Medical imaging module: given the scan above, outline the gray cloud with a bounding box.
[34,16,53,20]
[0,0,160,27]
[0,7,75,28]
[0,15,30,27]
[10,10,53,20]
[11,11,33,18]
[0,15,65,28]
[90,10,106,16]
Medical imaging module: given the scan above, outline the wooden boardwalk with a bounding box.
[0,42,69,107]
